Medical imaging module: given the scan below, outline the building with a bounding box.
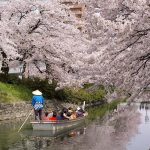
[61,0,86,31]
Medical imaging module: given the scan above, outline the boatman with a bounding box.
[32,90,44,121]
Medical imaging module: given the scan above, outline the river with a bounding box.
[0,102,150,150]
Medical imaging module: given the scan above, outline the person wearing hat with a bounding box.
[32,90,44,121]
[76,106,85,117]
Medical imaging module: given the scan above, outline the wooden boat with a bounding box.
[30,115,87,131]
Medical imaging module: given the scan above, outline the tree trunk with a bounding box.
[22,62,28,78]
[0,49,9,75]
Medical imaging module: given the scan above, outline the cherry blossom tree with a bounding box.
[0,0,88,86]
[81,0,150,99]
[1,0,150,100]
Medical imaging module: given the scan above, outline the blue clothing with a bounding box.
[32,95,44,107]
[57,115,63,120]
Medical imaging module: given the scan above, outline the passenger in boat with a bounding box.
[61,107,70,120]
[56,110,64,120]
[48,111,53,118]
[43,112,49,121]
[49,111,57,121]
[68,107,73,113]
[76,107,85,117]
[66,107,72,117]
[32,90,44,121]
[70,111,77,120]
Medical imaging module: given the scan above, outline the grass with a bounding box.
[0,82,32,103]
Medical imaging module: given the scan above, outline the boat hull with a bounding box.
[30,117,86,131]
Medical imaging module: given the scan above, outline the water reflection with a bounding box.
[0,120,25,150]
[0,103,144,150]
[17,127,86,150]
[0,119,87,150]
[145,108,149,122]
[126,102,150,150]
[140,102,150,123]
[23,126,86,138]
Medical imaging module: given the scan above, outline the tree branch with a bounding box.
[28,19,42,34]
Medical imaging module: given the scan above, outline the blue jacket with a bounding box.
[32,95,44,106]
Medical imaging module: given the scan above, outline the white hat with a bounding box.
[32,90,42,95]
[77,107,81,111]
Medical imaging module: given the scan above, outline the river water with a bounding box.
[0,102,150,150]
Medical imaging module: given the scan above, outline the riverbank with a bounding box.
[0,102,32,121]
[0,98,124,122]
[0,81,32,103]
[0,101,69,121]
[0,80,126,121]
[0,99,84,121]
[0,80,106,121]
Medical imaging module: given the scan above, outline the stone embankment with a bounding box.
[0,102,32,121]
[0,100,78,121]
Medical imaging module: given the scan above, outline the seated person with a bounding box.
[49,111,57,121]
[48,111,53,118]
[76,107,85,117]
[43,112,49,121]
[61,108,70,120]
[68,107,73,113]
[70,111,77,120]
[67,107,73,117]
[63,110,70,120]
[56,111,64,120]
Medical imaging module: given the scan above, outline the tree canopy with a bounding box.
[82,0,150,98]
[0,0,150,98]
[0,0,88,87]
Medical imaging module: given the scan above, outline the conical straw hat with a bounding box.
[32,90,42,95]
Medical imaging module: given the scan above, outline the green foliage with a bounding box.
[55,85,106,104]
[105,85,116,94]
[0,73,22,84]
[107,99,119,110]
[0,82,32,103]
[21,78,57,99]
[0,73,58,99]
[83,83,94,89]
[108,85,115,93]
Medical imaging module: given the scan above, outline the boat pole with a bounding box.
[18,109,33,133]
